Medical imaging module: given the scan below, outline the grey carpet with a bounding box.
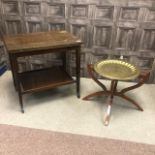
[0,71,155,145]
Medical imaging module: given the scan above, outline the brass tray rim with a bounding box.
[94,59,140,81]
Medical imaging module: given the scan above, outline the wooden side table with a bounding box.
[4,31,82,113]
[83,59,150,126]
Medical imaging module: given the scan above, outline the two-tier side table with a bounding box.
[4,31,82,113]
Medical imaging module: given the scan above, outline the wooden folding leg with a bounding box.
[83,91,109,100]
[116,93,143,111]
[82,64,108,101]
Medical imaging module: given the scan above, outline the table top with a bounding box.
[4,31,82,53]
[94,59,140,81]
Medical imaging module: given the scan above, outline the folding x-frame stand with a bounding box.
[83,64,150,126]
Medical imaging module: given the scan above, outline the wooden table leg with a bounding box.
[18,91,24,113]
[12,54,24,113]
[120,71,150,94]
[87,64,107,91]
[9,54,18,90]
[76,46,81,98]
[116,93,143,111]
[115,71,150,111]
[62,50,66,70]
[104,80,118,126]
[82,64,108,100]
[83,91,109,100]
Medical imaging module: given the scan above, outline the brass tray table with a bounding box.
[83,59,150,126]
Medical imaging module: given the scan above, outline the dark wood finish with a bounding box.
[4,31,82,53]
[19,67,74,94]
[4,31,82,113]
[83,64,150,126]
[76,46,81,98]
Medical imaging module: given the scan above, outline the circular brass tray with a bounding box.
[94,59,140,81]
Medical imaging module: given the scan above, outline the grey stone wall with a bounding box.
[0,0,155,82]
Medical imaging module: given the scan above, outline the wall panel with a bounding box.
[0,0,155,82]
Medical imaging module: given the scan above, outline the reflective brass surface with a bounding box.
[94,59,140,81]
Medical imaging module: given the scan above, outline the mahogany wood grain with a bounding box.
[20,67,75,94]
[4,31,82,113]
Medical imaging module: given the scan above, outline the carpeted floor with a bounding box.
[0,124,155,155]
[0,71,155,145]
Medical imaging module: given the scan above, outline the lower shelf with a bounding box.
[19,66,75,93]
